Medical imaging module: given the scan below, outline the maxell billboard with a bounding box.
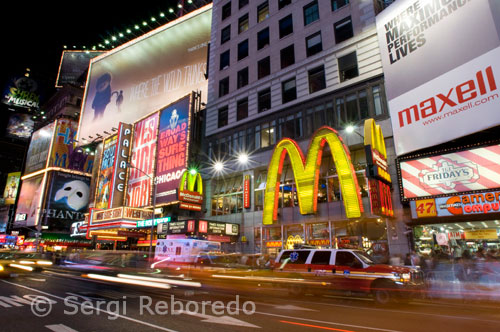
[77,5,211,145]
[376,0,500,156]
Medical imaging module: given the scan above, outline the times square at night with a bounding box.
[1,0,500,331]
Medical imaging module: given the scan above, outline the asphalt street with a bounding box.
[1,270,500,332]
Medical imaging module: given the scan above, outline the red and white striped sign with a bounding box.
[400,144,500,199]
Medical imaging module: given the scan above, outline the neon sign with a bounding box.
[263,126,363,225]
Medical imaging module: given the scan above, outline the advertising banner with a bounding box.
[127,114,159,207]
[3,172,21,205]
[2,76,41,109]
[95,135,117,209]
[5,113,34,140]
[43,172,91,231]
[88,142,103,207]
[399,144,500,200]
[77,6,211,144]
[464,229,498,240]
[0,206,9,233]
[110,123,133,208]
[48,118,94,173]
[56,50,105,87]
[24,122,55,174]
[14,174,45,227]
[155,96,191,204]
[376,0,500,155]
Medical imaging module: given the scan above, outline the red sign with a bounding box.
[369,179,394,217]
[179,202,202,211]
[266,241,282,248]
[199,220,208,233]
[178,190,203,204]
[243,175,250,209]
[127,113,159,207]
[187,220,195,232]
[207,235,231,242]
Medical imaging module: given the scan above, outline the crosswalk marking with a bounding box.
[45,324,79,332]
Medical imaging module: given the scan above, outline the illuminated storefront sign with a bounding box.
[136,217,171,228]
[399,144,500,200]
[178,169,203,211]
[110,123,132,207]
[243,175,250,209]
[91,206,153,224]
[464,229,498,240]
[263,126,363,225]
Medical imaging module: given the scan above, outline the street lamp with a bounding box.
[344,125,364,139]
[126,163,157,260]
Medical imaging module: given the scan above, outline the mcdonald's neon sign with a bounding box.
[263,126,363,225]
[178,170,203,210]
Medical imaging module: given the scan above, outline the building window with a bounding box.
[338,51,358,82]
[279,0,292,10]
[237,67,249,89]
[282,77,297,104]
[218,106,228,128]
[239,0,249,9]
[221,25,231,44]
[257,27,270,50]
[303,1,319,26]
[219,50,230,70]
[308,65,326,93]
[306,31,322,57]
[280,44,295,69]
[332,0,349,11]
[237,98,249,121]
[334,16,353,43]
[373,86,384,116]
[237,15,249,34]
[222,2,231,20]
[257,1,269,23]
[279,14,293,39]
[219,77,230,97]
[258,88,271,112]
[238,39,249,60]
[258,56,271,79]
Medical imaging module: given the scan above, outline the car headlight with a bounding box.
[0,264,4,272]
[401,273,411,282]
[36,260,53,266]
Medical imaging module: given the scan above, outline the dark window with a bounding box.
[219,77,230,97]
[220,50,230,70]
[221,25,231,44]
[279,0,292,10]
[345,93,359,123]
[258,56,271,79]
[338,51,358,82]
[218,106,228,128]
[237,67,249,88]
[332,0,349,11]
[335,251,362,268]
[282,77,297,104]
[257,1,269,23]
[238,14,249,34]
[280,44,295,69]
[279,250,311,264]
[257,27,270,49]
[303,1,319,26]
[311,251,332,265]
[334,16,353,43]
[258,88,271,112]
[279,14,293,38]
[306,31,322,57]
[237,98,248,121]
[308,65,326,93]
[239,0,249,9]
[238,39,249,60]
[222,2,231,20]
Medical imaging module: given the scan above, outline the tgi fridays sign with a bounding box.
[399,144,500,200]
[410,190,500,218]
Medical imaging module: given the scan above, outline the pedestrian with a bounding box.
[404,253,412,266]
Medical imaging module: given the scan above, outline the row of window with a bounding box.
[218,51,359,127]
[218,15,354,98]
[211,80,387,158]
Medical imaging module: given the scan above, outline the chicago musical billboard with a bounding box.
[155,96,191,204]
[77,5,211,145]
[376,0,500,155]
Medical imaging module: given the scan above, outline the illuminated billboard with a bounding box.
[56,50,105,87]
[127,114,158,207]
[24,122,55,174]
[376,0,500,155]
[88,142,103,208]
[77,5,211,145]
[43,171,91,231]
[3,172,21,205]
[398,144,500,200]
[14,174,46,227]
[155,96,191,204]
[94,135,117,209]
[5,113,34,140]
[2,76,41,109]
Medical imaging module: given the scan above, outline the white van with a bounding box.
[153,239,221,267]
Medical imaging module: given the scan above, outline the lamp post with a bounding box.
[126,163,157,259]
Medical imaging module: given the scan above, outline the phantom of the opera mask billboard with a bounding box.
[77,5,211,145]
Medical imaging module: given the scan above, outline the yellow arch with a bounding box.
[179,170,203,194]
[364,119,387,160]
[263,126,363,225]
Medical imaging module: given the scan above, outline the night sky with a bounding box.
[1,1,190,94]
